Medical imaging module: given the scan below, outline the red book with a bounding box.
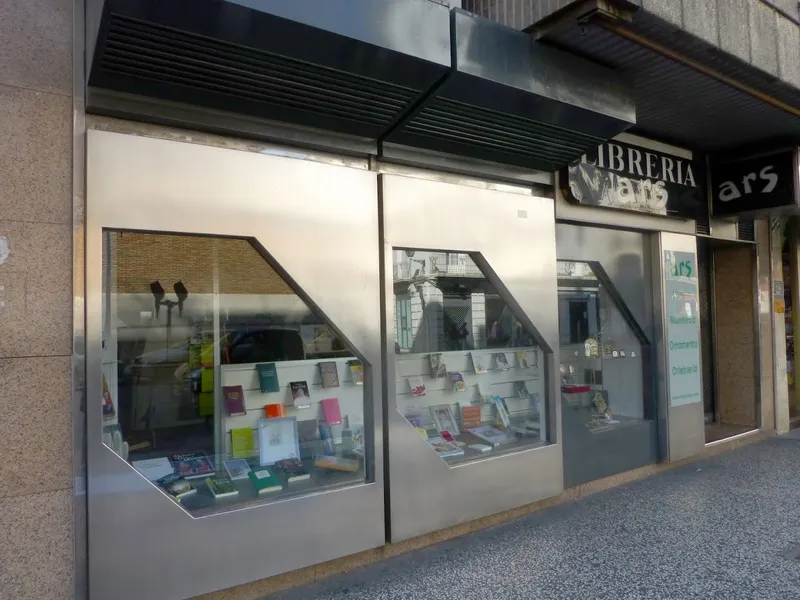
[264,403,286,419]
[222,385,246,416]
[321,398,342,425]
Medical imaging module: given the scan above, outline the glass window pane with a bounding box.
[557,260,650,430]
[392,248,549,465]
[101,231,367,515]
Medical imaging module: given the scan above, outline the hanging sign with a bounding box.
[711,149,799,218]
[561,139,706,219]
[664,250,702,407]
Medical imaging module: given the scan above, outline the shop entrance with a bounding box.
[698,238,759,443]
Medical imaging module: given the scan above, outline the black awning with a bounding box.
[89,0,452,140]
[385,10,636,171]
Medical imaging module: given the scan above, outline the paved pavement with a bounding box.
[269,433,800,600]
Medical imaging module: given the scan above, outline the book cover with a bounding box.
[321,397,343,425]
[314,456,360,472]
[201,368,214,393]
[264,403,286,418]
[492,395,511,428]
[248,467,282,494]
[318,421,336,455]
[349,361,364,385]
[276,458,311,482]
[515,380,531,400]
[416,427,429,439]
[467,425,514,446]
[468,443,492,453]
[231,427,254,459]
[290,381,312,409]
[222,385,247,417]
[461,405,482,429]
[427,436,464,458]
[256,363,280,393]
[205,476,239,499]
[297,419,320,442]
[430,404,460,435]
[471,353,487,374]
[440,430,456,443]
[409,376,426,397]
[102,374,116,421]
[429,353,447,378]
[495,353,510,371]
[516,351,529,369]
[198,392,214,417]
[157,473,197,501]
[319,362,340,388]
[132,457,175,481]
[223,458,252,481]
[448,371,467,392]
[170,452,215,480]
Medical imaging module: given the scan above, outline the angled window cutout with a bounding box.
[101,231,367,516]
[392,248,550,466]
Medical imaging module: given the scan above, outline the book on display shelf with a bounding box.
[275,458,311,482]
[467,425,515,446]
[468,443,492,453]
[289,381,312,410]
[222,385,247,417]
[448,371,467,392]
[206,476,239,499]
[429,353,447,378]
[495,353,510,371]
[314,456,360,473]
[157,473,197,501]
[248,467,283,494]
[428,436,464,458]
[461,405,482,430]
[471,352,487,374]
[492,395,511,429]
[321,397,343,425]
[430,403,460,435]
[256,363,281,393]
[170,452,215,480]
[349,361,364,385]
[516,351,529,369]
[409,376,426,397]
[319,362,340,388]
[132,457,175,482]
[230,427,254,459]
[223,459,252,481]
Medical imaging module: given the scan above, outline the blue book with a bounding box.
[256,363,280,393]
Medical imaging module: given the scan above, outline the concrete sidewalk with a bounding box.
[268,434,800,600]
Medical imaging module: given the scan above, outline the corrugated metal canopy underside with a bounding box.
[545,13,800,153]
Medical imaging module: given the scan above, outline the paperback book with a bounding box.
[170,452,215,480]
[314,456,360,473]
[461,405,482,430]
[495,353,510,371]
[429,353,447,378]
[321,397,343,425]
[318,421,336,455]
[349,361,364,385]
[275,458,311,482]
[222,385,247,417]
[248,467,282,494]
[264,403,286,418]
[256,363,280,393]
[428,436,464,458]
[230,427,254,459]
[205,476,239,499]
[157,473,197,501]
[409,376,426,397]
[223,458,252,481]
[492,395,512,429]
[516,351,529,369]
[467,425,515,446]
[468,443,492,453]
[132,457,175,482]
[430,404,460,435]
[290,381,311,409]
[319,362,340,388]
[448,371,467,392]
[471,352,487,374]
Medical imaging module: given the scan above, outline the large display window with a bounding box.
[87,129,384,600]
[102,232,368,515]
[392,249,547,464]
[383,174,562,543]
[555,224,658,487]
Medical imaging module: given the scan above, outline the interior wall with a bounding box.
[713,245,758,428]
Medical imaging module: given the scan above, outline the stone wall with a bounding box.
[0,0,74,598]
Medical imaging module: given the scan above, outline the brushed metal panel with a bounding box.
[382,174,563,542]
[86,130,384,600]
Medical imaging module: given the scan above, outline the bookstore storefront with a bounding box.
[83,2,710,600]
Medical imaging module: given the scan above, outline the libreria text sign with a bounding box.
[664,250,702,407]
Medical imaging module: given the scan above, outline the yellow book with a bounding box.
[200,344,214,367]
[198,392,214,417]
[201,368,214,393]
[231,428,254,459]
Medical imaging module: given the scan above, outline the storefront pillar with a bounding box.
[770,218,792,434]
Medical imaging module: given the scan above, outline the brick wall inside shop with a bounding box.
[113,232,294,295]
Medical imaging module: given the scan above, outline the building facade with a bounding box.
[1,1,800,599]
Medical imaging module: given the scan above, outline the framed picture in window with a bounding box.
[257,417,301,466]
[429,404,460,436]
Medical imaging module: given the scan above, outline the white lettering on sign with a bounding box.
[718,165,778,202]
